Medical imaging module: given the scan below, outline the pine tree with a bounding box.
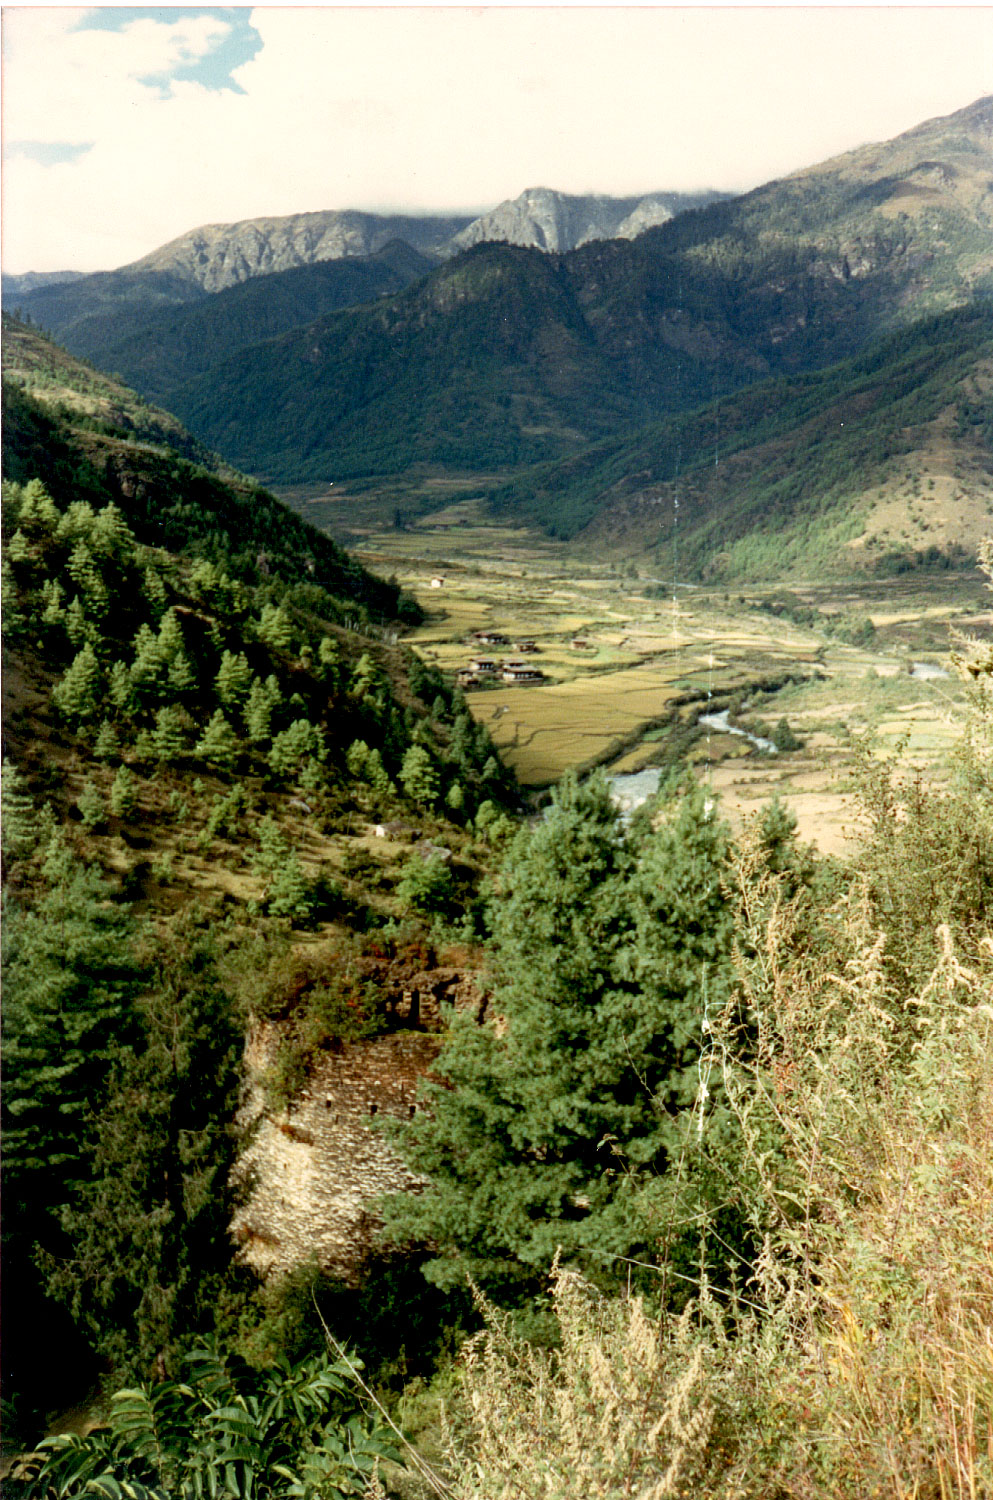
[346,739,370,779]
[47,921,242,1377]
[245,675,280,744]
[267,852,316,924]
[152,705,187,762]
[55,499,97,547]
[66,541,109,615]
[64,594,93,647]
[268,719,326,778]
[76,780,106,831]
[16,478,60,540]
[317,634,342,689]
[129,622,166,704]
[256,602,294,652]
[90,502,134,559]
[108,660,136,716]
[399,745,440,807]
[1,760,40,862]
[52,642,101,723]
[2,866,143,1249]
[110,765,138,819]
[365,747,392,799]
[382,772,736,1292]
[215,650,252,709]
[94,719,121,762]
[195,710,240,771]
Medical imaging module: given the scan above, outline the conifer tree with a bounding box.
[256,602,294,652]
[152,705,187,762]
[268,719,325,778]
[365,747,392,799]
[108,660,136,716]
[76,780,105,831]
[399,745,439,808]
[215,650,252,709]
[90,502,134,559]
[64,594,92,648]
[16,478,60,540]
[110,765,138,819]
[317,634,342,689]
[245,675,280,744]
[1,760,40,862]
[195,710,240,771]
[93,719,121,762]
[346,739,370,779]
[52,642,101,723]
[383,773,736,1292]
[55,499,97,546]
[267,852,316,923]
[40,577,65,630]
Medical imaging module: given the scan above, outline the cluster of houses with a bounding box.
[457,631,545,689]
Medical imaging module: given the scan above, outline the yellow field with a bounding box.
[344,510,982,850]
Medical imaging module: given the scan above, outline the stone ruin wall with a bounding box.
[232,967,478,1285]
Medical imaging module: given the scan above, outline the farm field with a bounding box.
[281,492,987,854]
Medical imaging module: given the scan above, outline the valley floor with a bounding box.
[313,499,987,853]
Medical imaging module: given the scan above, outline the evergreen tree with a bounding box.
[215,649,252,709]
[346,739,370,779]
[195,710,240,771]
[76,779,105,831]
[2,867,143,1252]
[317,634,342,689]
[40,577,66,630]
[16,478,60,540]
[365,747,392,799]
[245,675,281,744]
[64,594,92,648]
[129,621,166,705]
[399,745,439,808]
[382,773,735,1292]
[90,502,134,559]
[47,922,243,1377]
[268,719,326,778]
[55,499,97,547]
[256,602,294,652]
[110,765,138,819]
[93,719,121,762]
[152,705,187,762]
[108,659,136,716]
[1,760,40,862]
[267,852,316,924]
[66,541,109,616]
[52,641,101,723]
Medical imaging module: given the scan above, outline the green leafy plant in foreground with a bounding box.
[9,1345,400,1499]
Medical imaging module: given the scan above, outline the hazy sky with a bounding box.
[3,5,992,274]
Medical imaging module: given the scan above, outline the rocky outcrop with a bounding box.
[450,187,724,254]
[232,965,482,1284]
[127,211,474,292]
[233,1027,443,1284]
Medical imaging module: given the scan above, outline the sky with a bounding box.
[2,5,992,274]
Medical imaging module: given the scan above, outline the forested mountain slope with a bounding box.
[155,97,992,489]
[487,303,993,577]
[1,325,520,1451]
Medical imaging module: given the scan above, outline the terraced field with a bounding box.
[284,494,987,853]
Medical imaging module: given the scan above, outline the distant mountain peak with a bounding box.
[450,186,727,254]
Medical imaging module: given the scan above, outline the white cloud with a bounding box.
[2,5,991,273]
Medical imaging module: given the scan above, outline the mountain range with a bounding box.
[6,95,992,580]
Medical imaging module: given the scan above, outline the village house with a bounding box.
[468,657,498,675]
[501,665,545,683]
